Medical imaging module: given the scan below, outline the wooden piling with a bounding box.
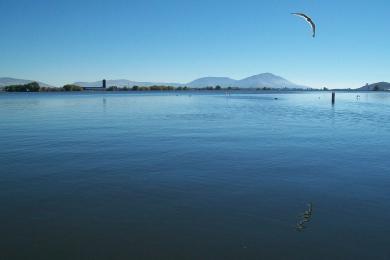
[332,92,335,104]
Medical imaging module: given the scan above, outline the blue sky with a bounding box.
[0,0,389,88]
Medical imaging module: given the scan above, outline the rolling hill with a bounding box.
[0,77,53,88]
[74,73,306,89]
[358,82,390,91]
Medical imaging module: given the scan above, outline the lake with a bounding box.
[0,91,389,259]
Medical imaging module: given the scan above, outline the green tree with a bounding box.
[4,82,40,92]
[63,84,83,91]
[26,82,40,92]
[107,86,118,91]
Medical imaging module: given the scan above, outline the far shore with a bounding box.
[0,81,389,94]
[1,89,388,95]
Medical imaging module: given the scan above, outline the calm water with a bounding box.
[0,92,389,259]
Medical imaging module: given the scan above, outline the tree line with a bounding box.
[3,82,41,92]
[2,82,337,92]
[2,82,202,92]
[1,83,292,92]
[1,83,243,92]
[2,82,83,92]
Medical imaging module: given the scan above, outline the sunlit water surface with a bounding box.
[0,92,389,259]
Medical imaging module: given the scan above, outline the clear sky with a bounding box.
[0,0,389,88]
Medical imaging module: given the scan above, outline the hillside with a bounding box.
[0,77,53,88]
[74,73,306,89]
[358,82,390,91]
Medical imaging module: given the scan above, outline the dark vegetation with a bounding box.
[256,87,273,91]
[2,82,83,92]
[109,85,178,91]
[2,82,359,93]
[3,83,84,92]
[3,82,232,92]
[106,85,233,91]
[63,84,83,91]
[1,83,314,92]
[4,82,41,92]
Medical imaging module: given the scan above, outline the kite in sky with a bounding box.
[291,13,316,38]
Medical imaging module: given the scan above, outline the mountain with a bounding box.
[0,77,53,88]
[358,82,390,91]
[236,73,303,89]
[74,79,182,88]
[1,73,306,89]
[74,73,306,89]
[187,77,236,88]
[188,73,304,88]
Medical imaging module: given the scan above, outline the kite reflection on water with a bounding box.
[296,203,314,232]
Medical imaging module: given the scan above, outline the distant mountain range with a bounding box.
[7,75,389,91]
[1,74,306,89]
[74,73,307,89]
[358,82,390,91]
[0,77,53,88]
[74,79,182,88]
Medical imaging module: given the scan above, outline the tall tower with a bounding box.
[103,79,106,89]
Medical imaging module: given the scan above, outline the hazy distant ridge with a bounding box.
[238,73,302,89]
[74,79,182,88]
[358,82,390,91]
[0,77,53,88]
[75,73,307,89]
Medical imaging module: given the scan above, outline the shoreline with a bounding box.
[0,89,389,95]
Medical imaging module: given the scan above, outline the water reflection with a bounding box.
[102,97,107,111]
[296,203,314,232]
